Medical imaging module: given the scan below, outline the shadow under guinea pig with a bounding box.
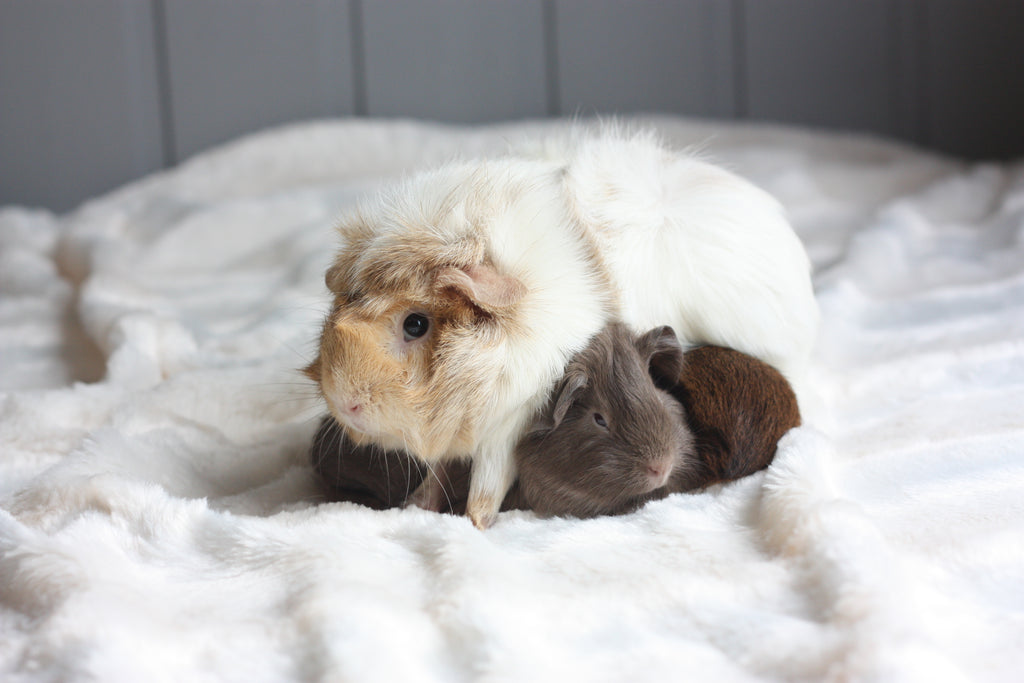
[310,323,801,519]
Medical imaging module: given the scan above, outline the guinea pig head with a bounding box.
[516,323,696,518]
[306,220,526,462]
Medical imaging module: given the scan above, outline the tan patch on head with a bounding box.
[313,277,495,461]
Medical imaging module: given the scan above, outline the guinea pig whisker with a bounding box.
[326,419,345,482]
[401,446,415,504]
[398,427,416,506]
[378,443,393,507]
[418,455,453,515]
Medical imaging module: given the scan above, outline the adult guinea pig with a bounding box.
[305,128,818,529]
[514,324,802,518]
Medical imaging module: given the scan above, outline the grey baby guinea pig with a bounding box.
[513,323,802,517]
[512,323,695,518]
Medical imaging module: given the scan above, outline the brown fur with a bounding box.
[664,345,802,490]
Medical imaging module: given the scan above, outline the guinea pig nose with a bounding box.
[646,461,671,485]
[344,402,362,416]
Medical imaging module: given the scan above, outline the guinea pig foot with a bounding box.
[467,497,499,530]
[405,475,445,513]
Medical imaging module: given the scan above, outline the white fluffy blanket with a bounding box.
[2,116,1022,682]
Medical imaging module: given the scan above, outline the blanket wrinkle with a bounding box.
[2,116,1023,682]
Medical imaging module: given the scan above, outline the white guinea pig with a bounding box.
[305,129,818,529]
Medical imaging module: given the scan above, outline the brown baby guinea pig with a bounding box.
[664,344,802,491]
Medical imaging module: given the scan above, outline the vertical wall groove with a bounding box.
[915,2,932,150]
[349,0,368,117]
[542,0,561,117]
[731,0,748,118]
[151,0,177,166]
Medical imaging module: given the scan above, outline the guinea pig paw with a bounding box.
[405,477,444,513]
[467,499,499,530]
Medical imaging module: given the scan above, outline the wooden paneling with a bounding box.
[555,0,736,118]
[360,0,548,123]
[0,0,163,212]
[161,0,356,162]
[741,0,906,139]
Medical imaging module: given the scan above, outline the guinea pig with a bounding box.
[512,323,695,518]
[663,344,802,490]
[309,415,426,510]
[305,128,818,529]
[513,326,802,518]
[310,414,472,513]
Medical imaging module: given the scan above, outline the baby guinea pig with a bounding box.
[310,414,477,513]
[512,323,696,518]
[512,324,802,518]
[309,415,426,510]
[663,344,801,491]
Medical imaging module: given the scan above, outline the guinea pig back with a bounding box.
[664,345,802,490]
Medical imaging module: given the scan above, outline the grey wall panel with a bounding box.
[361,0,548,123]
[891,0,927,148]
[162,0,355,163]
[0,0,163,212]
[555,0,735,118]
[741,0,907,140]
[922,0,1024,160]
[4,0,1024,212]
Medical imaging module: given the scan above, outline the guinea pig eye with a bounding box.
[593,412,608,429]
[402,313,430,341]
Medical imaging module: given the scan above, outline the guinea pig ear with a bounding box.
[325,261,346,294]
[434,263,526,313]
[637,326,684,389]
[550,368,588,429]
[303,355,322,383]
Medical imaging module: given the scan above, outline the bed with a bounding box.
[1,115,1022,681]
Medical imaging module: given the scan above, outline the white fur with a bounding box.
[331,160,615,525]
[560,132,819,380]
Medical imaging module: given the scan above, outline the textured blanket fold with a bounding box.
[1,116,1022,682]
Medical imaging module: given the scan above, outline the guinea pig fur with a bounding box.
[309,324,802,520]
[514,323,696,518]
[305,128,818,529]
[514,326,803,519]
[662,345,802,491]
[310,417,475,514]
[309,415,426,510]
